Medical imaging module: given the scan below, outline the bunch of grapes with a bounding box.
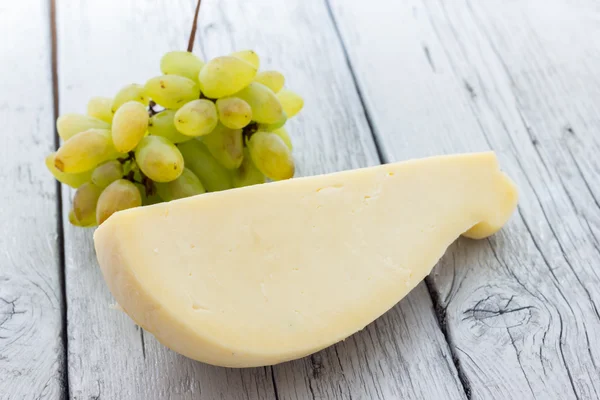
[46,50,303,227]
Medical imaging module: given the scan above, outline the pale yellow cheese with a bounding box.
[94,152,518,367]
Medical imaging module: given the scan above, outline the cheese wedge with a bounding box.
[94,151,518,367]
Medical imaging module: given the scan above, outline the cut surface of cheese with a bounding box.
[94,151,518,367]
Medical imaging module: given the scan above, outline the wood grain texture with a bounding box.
[328,0,600,398]
[0,1,66,399]
[55,0,467,399]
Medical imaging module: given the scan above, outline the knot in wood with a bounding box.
[311,354,324,379]
[463,294,533,329]
[0,295,24,329]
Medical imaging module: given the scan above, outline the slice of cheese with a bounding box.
[94,151,518,367]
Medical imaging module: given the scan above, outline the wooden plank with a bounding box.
[0,1,66,399]
[328,0,600,398]
[196,1,466,399]
[55,1,274,399]
[56,0,467,399]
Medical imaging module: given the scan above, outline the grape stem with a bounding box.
[187,0,202,52]
[117,152,135,164]
[142,175,155,196]
[242,122,259,143]
[122,160,154,197]
[148,100,158,116]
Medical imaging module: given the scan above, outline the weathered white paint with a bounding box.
[12,0,597,398]
[329,0,600,398]
[0,1,65,399]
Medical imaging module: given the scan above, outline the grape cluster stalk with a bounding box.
[47,50,304,226]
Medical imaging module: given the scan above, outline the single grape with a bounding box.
[145,75,200,109]
[230,50,260,69]
[73,182,103,226]
[112,101,149,152]
[155,168,206,201]
[160,51,204,82]
[111,84,149,113]
[177,140,233,192]
[258,111,287,131]
[56,113,110,141]
[87,97,113,123]
[45,153,93,188]
[198,56,257,98]
[96,179,142,224]
[68,209,82,226]
[233,148,265,188]
[148,110,192,144]
[54,129,118,173]
[202,123,243,169]
[68,208,95,227]
[254,71,285,93]
[277,89,304,117]
[272,127,293,150]
[216,97,252,129]
[234,82,283,124]
[248,131,295,181]
[92,160,123,188]
[135,136,184,182]
[174,99,218,137]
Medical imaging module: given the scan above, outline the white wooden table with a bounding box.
[2,0,600,398]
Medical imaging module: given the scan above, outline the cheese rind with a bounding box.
[94,152,518,367]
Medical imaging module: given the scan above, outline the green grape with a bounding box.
[177,140,233,192]
[174,99,218,137]
[56,113,110,141]
[198,56,257,98]
[135,136,184,182]
[73,182,103,226]
[258,111,287,131]
[96,179,142,224]
[202,123,243,169]
[148,110,192,144]
[55,129,117,173]
[87,97,113,123]
[234,82,283,124]
[111,84,149,113]
[233,148,265,188]
[248,131,295,181]
[277,89,304,117]
[160,51,204,82]
[254,71,285,93]
[155,168,206,201]
[45,152,93,188]
[68,208,95,227]
[216,97,252,129]
[92,160,123,188]
[134,183,161,206]
[272,127,292,150]
[230,50,260,69]
[68,209,82,226]
[145,75,200,109]
[112,101,149,152]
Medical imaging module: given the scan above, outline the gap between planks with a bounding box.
[49,0,70,397]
